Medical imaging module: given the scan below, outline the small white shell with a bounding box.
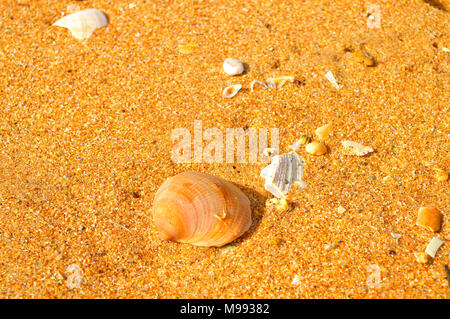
[425,237,444,258]
[53,9,108,40]
[260,151,305,198]
[223,58,244,75]
[341,140,374,156]
[222,84,242,98]
[325,71,339,89]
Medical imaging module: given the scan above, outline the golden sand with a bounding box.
[0,0,448,298]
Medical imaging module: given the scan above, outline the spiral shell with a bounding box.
[152,171,252,247]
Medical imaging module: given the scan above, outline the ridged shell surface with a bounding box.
[152,171,252,247]
[53,9,108,40]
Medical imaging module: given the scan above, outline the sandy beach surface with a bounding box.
[0,0,448,298]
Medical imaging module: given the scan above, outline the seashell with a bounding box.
[152,171,252,247]
[250,80,268,91]
[53,9,108,40]
[260,151,306,199]
[341,140,374,156]
[289,135,311,151]
[222,84,242,98]
[223,58,244,75]
[315,123,332,140]
[305,141,327,155]
[325,71,339,89]
[416,207,442,232]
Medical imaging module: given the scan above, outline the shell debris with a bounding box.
[425,237,445,258]
[351,48,376,66]
[433,168,448,182]
[250,80,268,91]
[414,252,431,264]
[289,135,311,151]
[53,9,108,40]
[223,58,244,76]
[341,140,374,156]
[325,71,339,89]
[266,76,296,88]
[222,84,242,98]
[305,141,327,155]
[315,123,332,140]
[416,207,443,232]
[260,151,306,199]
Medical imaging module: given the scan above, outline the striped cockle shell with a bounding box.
[53,9,108,40]
[152,171,252,247]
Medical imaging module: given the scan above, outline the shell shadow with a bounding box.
[228,183,267,245]
[242,62,251,75]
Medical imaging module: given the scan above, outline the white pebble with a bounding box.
[223,58,244,76]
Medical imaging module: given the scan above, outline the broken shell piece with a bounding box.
[305,141,327,155]
[289,135,311,151]
[337,206,346,214]
[223,58,244,76]
[266,76,296,88]
[222,84,242,98]
[352,48,376,66]
[433,168,448,182]
[341,140,374,156]
[268,198,290,212]
[250,80,268,91]
[260,151,305,199]
[53,9,108,40]
[178,43,197,54]
[315,123,332,140]
[425,237,445,258]
[416,207,443,232]
[263,147,276,157]
[414,252,431,264]
[325,71,339,89]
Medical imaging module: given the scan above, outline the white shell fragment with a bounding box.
[250,80,268,91]
[325,71,339,89]
[341,140,374,156]
[260,151,305,199]
[263,147,276,157]
[425,237,445,258]
[222,84,242,98]
[53,9,108,40]
[266,76,296,89]
[223,58,244,76]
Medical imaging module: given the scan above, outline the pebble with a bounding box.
[305,141,327,155]
[433,168,448,182]
[414,252,431,264]
[223,58,244,76]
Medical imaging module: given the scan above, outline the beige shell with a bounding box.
[53,9,108,40]
[222,84,242,98]
[152,171,252,247]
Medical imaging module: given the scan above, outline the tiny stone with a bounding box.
[223,58,244,76]
[414,252,431,264]
[337,206,346,214]
[291,274,302,286]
